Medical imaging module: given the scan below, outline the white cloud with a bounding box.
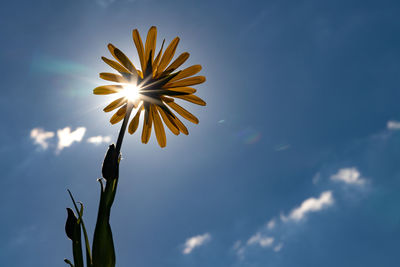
[30,128,55,149]
[266,219,276,230]
[234,233,275,259]
[283,191,334,222]
[236,246,245,259]
[87,135,112,145]
[387,120,400,130]
[232,240,246,259]
[247,232,274,247]
[233,240,246,260]
[237,191,335,259]
[273,243,283,252]
[331,167,365,185]
[57,127,86,152]
[182,233,211,254]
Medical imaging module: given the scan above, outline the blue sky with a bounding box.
[1,0,400,266]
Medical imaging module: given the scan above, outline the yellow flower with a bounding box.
[93,26,206,148]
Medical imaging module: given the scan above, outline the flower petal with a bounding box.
[169,65,202,82]
[153,39,165,76]
[161,97,189,135]
[141,103,153,143]
[103,97,126,112]
[99,73,128,83]
[151,105,166,147]
[108,44,137,75]
[114,49,138,75]
[163,52,189,74]
[140,72,179,91]
[140,89,188,99]
[116,105,127,116]
[164,76,206,88]
[137,69,143,79]
[173,94,206,106]
[166,101,199,124]
[144,26,157,73]
[156,105,179,135]
[132,29,145,72]
[101,57,131,74]
[171,113,188,135]
[128,104,143,134]
[110,105,127,124]
[93,85,123,95]
[143,50,154,78]
[166,87,197,94]
[161,96,174,103]
[157,37,180,76]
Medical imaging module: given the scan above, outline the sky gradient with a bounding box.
[1,0,400,266]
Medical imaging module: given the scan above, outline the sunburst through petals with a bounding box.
[93,26,206,147]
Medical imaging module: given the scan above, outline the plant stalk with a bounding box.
[92,101,134,267]
[115,103,134,155]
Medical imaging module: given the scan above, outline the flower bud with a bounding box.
[65,208,78,241]
[102,144,119,180]
[65,208,84,267]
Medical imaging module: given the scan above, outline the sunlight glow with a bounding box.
[122,83,140,102]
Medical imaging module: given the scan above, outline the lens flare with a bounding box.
[122,84,139,102]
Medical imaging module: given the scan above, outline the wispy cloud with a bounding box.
[87,135,112,145]
[233,240,242,250]
[235,191,335,258]
[312,172,321,184]
[182,233,211,254]
[387,120,400,130]
[234,232,276,258]
[273,242,283,252]
[247,232,274,247]
[274,144,291,151]
[30,126,94,153]
[331,167,366,186]
[234,123,386,261]
[266,219,276,230]
[57,127,86,152]
[30,128,55,149]
[282,191,334,222]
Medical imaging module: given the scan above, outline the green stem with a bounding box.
[92,102,134,267]
[68,190,93,267]
[115,103,134,155]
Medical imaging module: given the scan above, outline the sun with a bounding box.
[121,83,140,102]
